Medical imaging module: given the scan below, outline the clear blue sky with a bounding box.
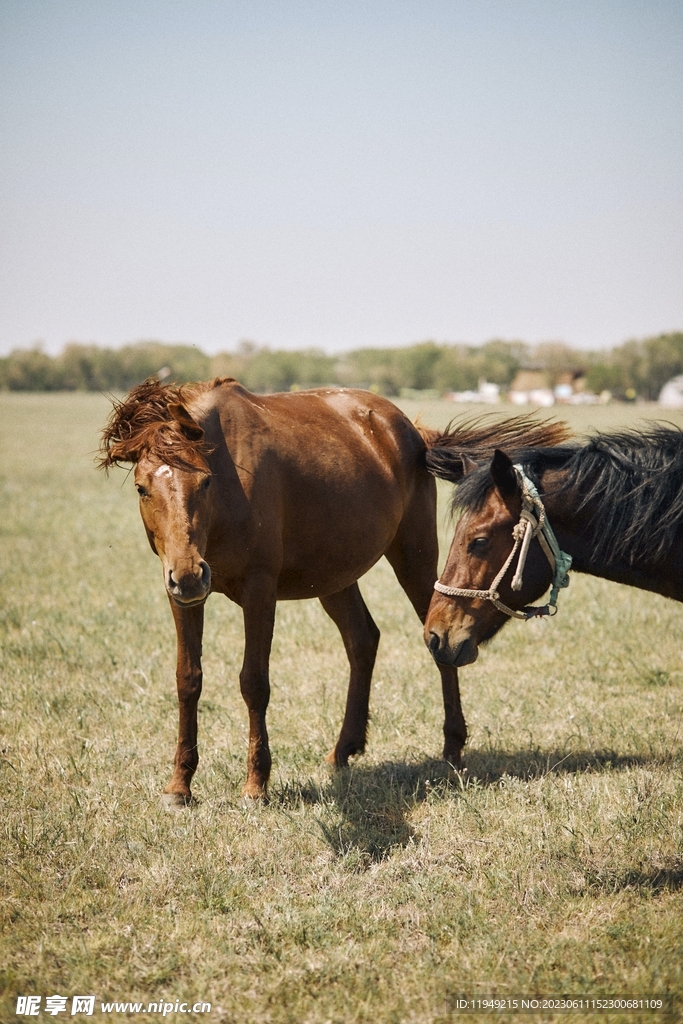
[1,0,682,355]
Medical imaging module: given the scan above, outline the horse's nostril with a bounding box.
[168,563,210,598]
[428,631,441,654]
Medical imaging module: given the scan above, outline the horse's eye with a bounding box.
[201,477,211,490]
[470,536,489,553]
[136,484,148,497]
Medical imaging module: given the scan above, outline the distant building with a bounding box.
[659,375,683,408]
[447,380,500,404]
[508,370,554,407]
[509,368,596,406]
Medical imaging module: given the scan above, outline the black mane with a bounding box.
[453,424,683,567]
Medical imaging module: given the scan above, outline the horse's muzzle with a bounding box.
[167,561,211,606]
[427,630,479,668]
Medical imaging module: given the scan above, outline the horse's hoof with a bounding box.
[240,790,266,806]
[325,742,362,767]
[161,792,192,811]
[240,777,269,805]
[442,749,463,770]
[239,791,268,808]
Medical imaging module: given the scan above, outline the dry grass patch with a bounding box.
[1,394,682,1023]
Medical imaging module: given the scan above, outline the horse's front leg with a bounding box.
[438,664,466,767]
[240,575,277,800]
[162,598,204,809]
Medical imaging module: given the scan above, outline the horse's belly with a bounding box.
[277,513,399,599]
[275,559,380,599]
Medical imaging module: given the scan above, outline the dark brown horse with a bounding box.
[426,425,683,668]
[100,377,568,806]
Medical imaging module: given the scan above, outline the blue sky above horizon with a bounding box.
[1,0,682,356]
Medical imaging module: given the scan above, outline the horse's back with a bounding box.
[193,381,431,599]
[202,381,424,481]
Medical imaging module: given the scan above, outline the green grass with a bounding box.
[1,393,682,1023]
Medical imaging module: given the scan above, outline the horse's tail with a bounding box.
[416,413,572,482]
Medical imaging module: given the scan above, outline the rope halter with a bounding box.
[434,465,572,620]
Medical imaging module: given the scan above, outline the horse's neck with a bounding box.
[539,467,683,600]
[538,469,599,572]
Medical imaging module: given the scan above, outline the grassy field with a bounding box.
[1,392,682,1024]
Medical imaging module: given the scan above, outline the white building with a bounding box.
[659,375,683,408]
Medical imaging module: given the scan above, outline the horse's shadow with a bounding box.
[461,746,651,784]
[272,747,664,865]
[610,866,683,893]
[274,758,445,862]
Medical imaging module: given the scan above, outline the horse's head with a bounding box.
[133,402,213,607]
[425,449,553,666]
[100,382,215,607]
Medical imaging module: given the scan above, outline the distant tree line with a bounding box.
[1,332,682,400]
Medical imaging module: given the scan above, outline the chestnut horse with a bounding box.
[100,377,568,806]
[426,426,683,668]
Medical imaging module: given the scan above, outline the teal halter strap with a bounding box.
[515,467,572,618]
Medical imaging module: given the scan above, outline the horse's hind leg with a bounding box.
[239,575,277,800]
[320,583,380,767]
[385,479,467,766]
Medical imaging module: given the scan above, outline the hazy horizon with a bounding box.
[4,331,682,361]
[1,1,682,357]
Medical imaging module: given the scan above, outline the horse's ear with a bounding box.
[460,454,478,476]
[168,402,204,441]
[490,449,518,498]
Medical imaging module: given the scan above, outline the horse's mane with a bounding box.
[98,378,227,471]
[454,423,683,566]
[423,413,571,481]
